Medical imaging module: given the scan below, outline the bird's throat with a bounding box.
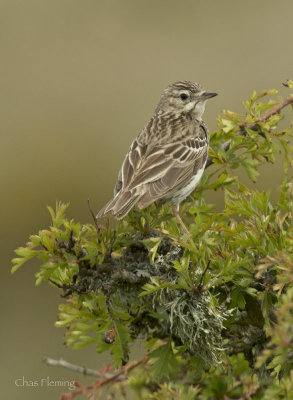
[191,100,207,120]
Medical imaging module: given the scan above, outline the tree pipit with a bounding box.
[97,81,217,235]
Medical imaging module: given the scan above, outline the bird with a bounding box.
[97,81,217,235]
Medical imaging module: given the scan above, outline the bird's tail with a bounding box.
[96,190,140,220]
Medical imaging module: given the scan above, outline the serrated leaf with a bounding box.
[149,340,181,379]
[221,119,236,133]
[140,278,176,297]
[47,201,70,228]
[112,320,131,367]
[242,158,260,182]
[230,288,246,310]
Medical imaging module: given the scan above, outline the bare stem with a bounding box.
[260,95,293,122]
[43,355,147,386]
[88,198,100,233]
[43,357,114,379]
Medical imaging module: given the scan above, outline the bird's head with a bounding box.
[156,81,217,120]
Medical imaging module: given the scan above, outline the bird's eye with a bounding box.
[180,93,189,101]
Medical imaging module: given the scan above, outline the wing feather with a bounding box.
[123,124,207,188]
[99,119,209,218]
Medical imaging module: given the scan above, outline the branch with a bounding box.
[206,95,293,168]
[260,95,293,122]
[97,356,147,388]
[43,357,114,379]
[43,356,147,386]
[87,198,100,233]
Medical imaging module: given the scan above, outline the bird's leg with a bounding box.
[172,205,190,236]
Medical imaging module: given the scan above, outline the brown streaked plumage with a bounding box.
[97,81,217,234]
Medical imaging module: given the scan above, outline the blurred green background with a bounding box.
[1,0,293,398]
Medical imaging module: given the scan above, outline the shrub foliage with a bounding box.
[12,81,293,399]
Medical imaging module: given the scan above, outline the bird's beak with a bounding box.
[200,92,218,100]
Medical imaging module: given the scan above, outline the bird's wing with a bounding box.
[116,124,208,200]
[114,139,148,195]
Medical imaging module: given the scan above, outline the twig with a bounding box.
[43,357,113,379]
[87,198,100,233]
[97,356,147,388]
[43,356,147,386]
[260,95,293,122]
[206,94,293,168]
[48,279,62,288]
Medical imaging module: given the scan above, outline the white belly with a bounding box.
[171,165,205,208]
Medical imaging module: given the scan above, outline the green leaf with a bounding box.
[149,340,181,379]
[230,288,246,310]
[221,119,236,133]
[11,247,40,273]
[47,201,70,228]
[242,158,260,182]
[142,237,163,263]
[112,320,131,367]
[140,277,177,297]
